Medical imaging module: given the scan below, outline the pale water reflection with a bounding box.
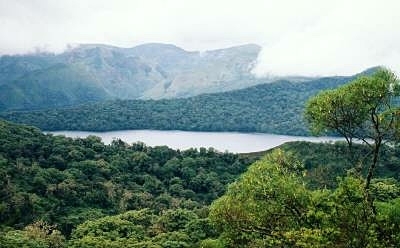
[48,130,343,153]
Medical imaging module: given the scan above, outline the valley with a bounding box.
[0,44,398,247]
[2,1,400,246]
[1,69,375,136]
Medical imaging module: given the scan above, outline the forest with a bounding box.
[1,75,359,136]
[0,124,400,247]
[1,118,400,247]
[0,119,255,245]
[1,69,400,247]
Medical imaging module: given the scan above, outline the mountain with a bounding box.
[126,43,264,98]
[0,43,265,111]
[1,72,368,135]
[0,63,110,110]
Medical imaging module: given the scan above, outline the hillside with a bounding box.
[1,120,399,247]
[0,43,267,111]
[246,141,400,188]
[0,119,253,237]
[1,73,363,135]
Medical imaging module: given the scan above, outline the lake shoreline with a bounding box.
[47,129,344,153]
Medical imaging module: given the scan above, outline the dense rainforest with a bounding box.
[210,149,400,247]
[2,69,400,247]
[1,119,400,247]
[0,120,253,240]
[1,75,361,136]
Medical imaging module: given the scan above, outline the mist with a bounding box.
[252,0,400,77]
[1,0,399,76]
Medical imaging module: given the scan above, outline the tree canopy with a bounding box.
[305,68,400,188]
[1,75,358,136]
[210,150,400,247]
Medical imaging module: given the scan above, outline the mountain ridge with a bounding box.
[0,42,381,112]
[0,43,266,111]
[1,71,374,135]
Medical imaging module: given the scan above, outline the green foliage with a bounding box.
[1,75,359,136]
[275,141,400,189]
[0,230,49,248]
[376,198,400,246]
[2,109,400,247]
[199,238,226,248]
[305,68,400,141]
[0,221,66,248]
[305,68,400,188]
[210,150,400,247]
[210,149,313,247]
[68,208,217,248]
[155,209,197,233]
[69,210,150,247]
[0,120,252,238]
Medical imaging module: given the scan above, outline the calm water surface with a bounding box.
[49,130,343,153]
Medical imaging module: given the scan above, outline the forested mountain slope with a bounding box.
[0,120,253,237]
[2,74,362,135]
[248,141,400,188]
[0,42,380,112]
[0,43,265,111]
[210,148,400,247]
[1,120,399,247]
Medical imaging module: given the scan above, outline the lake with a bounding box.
[48,130,343,153]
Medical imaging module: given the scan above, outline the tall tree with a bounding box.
[305,68,400,189]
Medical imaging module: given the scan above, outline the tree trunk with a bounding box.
[365,139,381,190]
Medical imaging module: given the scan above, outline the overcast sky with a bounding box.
[0,0,399,76]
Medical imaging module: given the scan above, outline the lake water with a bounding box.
[48,130,343,153]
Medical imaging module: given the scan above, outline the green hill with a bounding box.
[1,74,362,135]
[0,119,253,237]
[0,120,399,247]
[250,141,400,189]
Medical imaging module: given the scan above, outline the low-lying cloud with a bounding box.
[252,0,400,77]
[0,0,399,76]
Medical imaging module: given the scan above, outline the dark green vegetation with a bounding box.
[2,75,361,136]
[305,68,400,189]
[0,43,264,111]
[1,119,399,247]
[278,141,400,189]
[2,69,400,247]
[210,149,400,247]
[0,120,253,247]
[208,69,400,247]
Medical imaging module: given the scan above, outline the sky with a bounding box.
[0,0,399,76]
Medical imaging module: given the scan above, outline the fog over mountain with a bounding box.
[1,0,399,76]
[1,1,397,110]
[0,43,277,110]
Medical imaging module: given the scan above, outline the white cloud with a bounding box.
[252,0,400,76]
[0,0,399,76]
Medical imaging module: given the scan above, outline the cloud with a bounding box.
[0,0,399,76]
[252,0,400,76]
